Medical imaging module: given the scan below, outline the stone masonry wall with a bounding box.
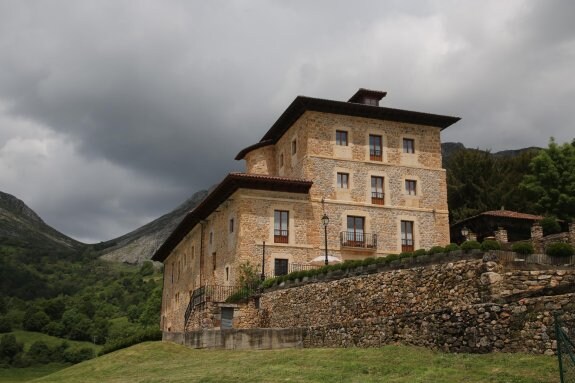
[255,252,575,354]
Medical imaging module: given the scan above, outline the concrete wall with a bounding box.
[163,328,304,350]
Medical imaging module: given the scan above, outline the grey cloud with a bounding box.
[0,0,574,241]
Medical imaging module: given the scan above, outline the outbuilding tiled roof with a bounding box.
[151,173,313,262]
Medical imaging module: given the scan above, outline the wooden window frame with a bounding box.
[369,135,382,161]
[403,138,415,154]
[371,176,384,205]
[336,130,348,146]
[401,220,414,252]
[274,210,289,243]
[405,180,417,196]
[337,172,349,189]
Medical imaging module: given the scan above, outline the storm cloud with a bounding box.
[0,0,573,242]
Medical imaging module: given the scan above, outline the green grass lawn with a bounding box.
[7,330,102,353]
[29,341,558,383]
[0,364,66,383]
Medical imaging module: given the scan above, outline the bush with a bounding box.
[99,327,162,356]
[540,217,562,236]
[461,240,481,252]
[384,254,399,263]
[26,341,52,364]
[63,347,94,364]
[427,246,444,255]
[413,249,427,257]
[443,243,460,253]
[511,242,534,255]
[546,242,575,258]
[23,310,50,332]
[399,252,413,259]
[481,239,501,251]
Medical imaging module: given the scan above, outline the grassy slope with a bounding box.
[7,330,102,353]
[32,342,557,383]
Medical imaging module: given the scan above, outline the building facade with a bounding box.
[153,89,460,332]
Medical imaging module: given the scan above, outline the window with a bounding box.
[336,130,348,146]
[229,218,234,233]
[371,176,384,205]
[405,180,417,196]
[337,172,349,189]
[191,245,195,260]
[274,258,289,276]
[279,153,284,167]
[344,216,365,246]
[401,220,414,252]
[274,210,289,243]
[225,267,229,281]
[403,138,415,154]
[209,231,213,244]
[291,139,297,155]
[369,135,382,161]
[212,252,217,271]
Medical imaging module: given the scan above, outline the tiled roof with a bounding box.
[479,210,544,221]
[235,94,460,160]
[151,173,313,262]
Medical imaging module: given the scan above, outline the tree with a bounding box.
[0,334,24,365]
[520,138,575,221]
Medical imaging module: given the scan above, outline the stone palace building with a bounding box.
[152,88,460,332]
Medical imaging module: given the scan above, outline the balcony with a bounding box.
[274,229,288,243]
[371,192,385,205]
[340,231,377,249]
[370,149,382,161]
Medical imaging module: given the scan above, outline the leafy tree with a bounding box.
[540,216,562,236]
[23,310,50,332]
[26,341,51,364]
[520,138,575,221]
[447,147,539,223]
[44,296,66,321]
[0,334,24,365]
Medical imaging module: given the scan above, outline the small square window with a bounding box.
[291,139,297,155]
[337,172,349,189]
[403,138,415,154]
[336,130,348,146]
[405,180,417,196]
[274,258,289,276]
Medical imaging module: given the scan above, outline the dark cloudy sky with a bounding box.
[1,1,574,243]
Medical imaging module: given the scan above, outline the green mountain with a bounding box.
[0,191,83,252]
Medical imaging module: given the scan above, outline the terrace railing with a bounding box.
[340,231,377,249]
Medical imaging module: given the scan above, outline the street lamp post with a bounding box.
[322,213,329,265]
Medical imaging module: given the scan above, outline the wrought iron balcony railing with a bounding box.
[340,231,377,249]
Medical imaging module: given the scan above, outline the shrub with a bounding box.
[443,243,460,253]
[461,240,481,252]
[540,217,562,236]
[546,242,575,258]
[511,242,534,255]
[384,254,399,263]
[99,328,162,356]
[413,249,427,257]
[63,347,94,364]
[427,246,444,255]
[26,341,52,364]
[481,239,501,251]
[361,257,376,266]
[399,252,413,259]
